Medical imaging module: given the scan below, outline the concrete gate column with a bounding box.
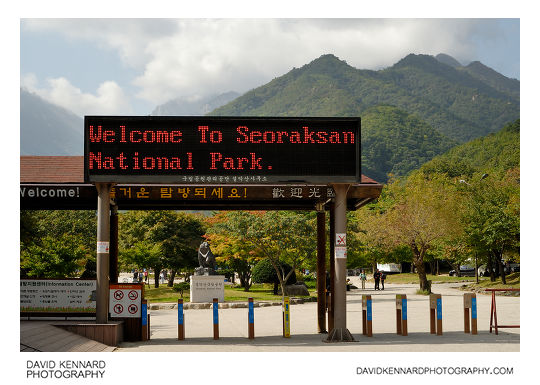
[316,204,326,333]
[96,183,113,324]
[326,183,354,342]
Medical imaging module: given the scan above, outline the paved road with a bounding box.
[116,282,519,352]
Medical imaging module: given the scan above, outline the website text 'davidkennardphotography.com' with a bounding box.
[357,366,514,376]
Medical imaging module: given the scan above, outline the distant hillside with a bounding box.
[420,119,520,178]
[461,61,520,101]
[362,105,456,182]
[20,88,83,155]
[210,53,519,143]
[152,91,240,116]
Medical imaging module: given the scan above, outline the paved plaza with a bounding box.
[116,281,520,352]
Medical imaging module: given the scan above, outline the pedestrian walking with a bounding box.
[144,269,148,283]
[360,270,367,289]
[374,269,381,290]
[381,271,386,290]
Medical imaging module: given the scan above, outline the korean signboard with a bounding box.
[20,279,96,313]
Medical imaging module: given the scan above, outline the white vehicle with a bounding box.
[377,263,402,273]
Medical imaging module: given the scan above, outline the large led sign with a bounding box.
[84,116,360,184]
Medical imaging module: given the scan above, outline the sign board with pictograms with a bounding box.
[109,283,142,318]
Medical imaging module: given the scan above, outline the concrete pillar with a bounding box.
[328,203,335,331]
[326,183,354,342]
[316,208,326,333]
[96,183,113,324]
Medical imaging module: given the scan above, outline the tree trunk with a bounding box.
[415,260,431,293]
[496,250,507,285]
[488,254,496,282]
[240,272,251,291]
[154,268,160,288]
[167,269,177,287]
[412,244,430,293]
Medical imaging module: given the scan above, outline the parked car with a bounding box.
[478,263,520,277]
[449,265,475,277]
[507,263,520,273]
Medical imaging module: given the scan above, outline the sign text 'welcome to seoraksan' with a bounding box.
[84,116,360,184]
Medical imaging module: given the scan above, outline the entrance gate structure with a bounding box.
[20,116,382,343]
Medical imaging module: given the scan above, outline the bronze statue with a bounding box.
[195,241,216,275]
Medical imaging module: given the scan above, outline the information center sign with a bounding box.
[84,116,360,184]
[20,279,96,313]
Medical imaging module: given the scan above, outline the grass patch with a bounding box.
[143,283,316,303]
[382,273,480,284]
[463,273,520,291]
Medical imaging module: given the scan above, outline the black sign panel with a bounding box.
[84,116,360,184]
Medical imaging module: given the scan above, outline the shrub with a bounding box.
[172,282,190,292]
[252,259,297,294]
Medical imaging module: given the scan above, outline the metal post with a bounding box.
[109,204,118,284]
[96,183,112,324]
[316,208,327,333]
[326,183,354,342]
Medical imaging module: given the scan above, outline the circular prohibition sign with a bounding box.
[113,290,124,300]
[128,290,139,301]
[113,303,124,314]
[128,304,138,314]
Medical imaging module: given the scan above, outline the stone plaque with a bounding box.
[190,275,225,303]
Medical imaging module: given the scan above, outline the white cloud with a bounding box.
[22,74,133,116]
[21,19,517,106]
[131,19,488,104]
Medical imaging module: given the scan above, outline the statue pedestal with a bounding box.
[190,275,225,303]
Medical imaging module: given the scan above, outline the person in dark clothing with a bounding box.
[374,269,381,290]
[381,272,386,290]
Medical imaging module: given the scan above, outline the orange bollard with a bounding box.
[141,299,148,341]
[213,298,219,340]
[463,293,478,335]
[178,298,184,340]
[429,294,442,335]
[248,298,255,339]
[396,294,408,336]
[362,295,372,337]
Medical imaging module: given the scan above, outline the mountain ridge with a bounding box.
[210,53,519,143]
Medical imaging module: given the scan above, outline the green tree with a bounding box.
[21,234,87,278]
[215,211,316,299]
[119,211,204,287]
[460,169,520,283]
[20,210,97,278]
[252,258,297,294]
[379,173,463,292]
[205,225,261,291]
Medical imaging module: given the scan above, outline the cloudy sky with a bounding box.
[20,18,519,117]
